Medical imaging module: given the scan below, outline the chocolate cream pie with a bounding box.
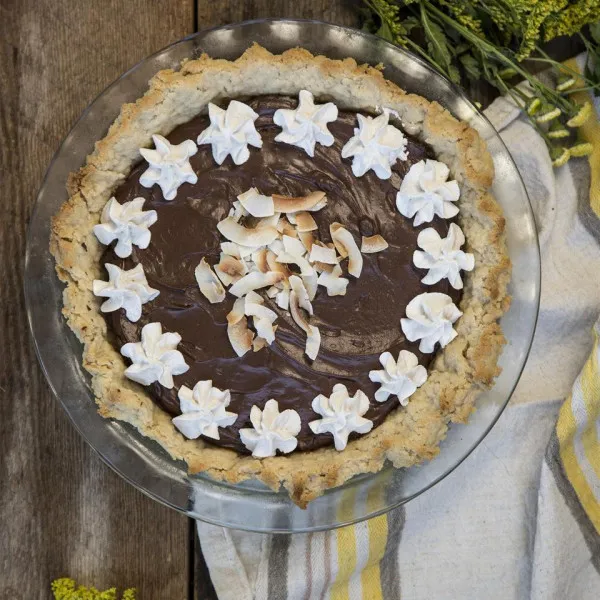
[51,45,511,507]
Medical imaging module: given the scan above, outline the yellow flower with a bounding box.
[556,76,576,92]
[527,97,542,116]
[51,578,135,600]
[543,1,600,40]
[550,146,570,167]
[498,67,517,79]
[536,104,562,123]
[568,142,594,157]
[567,102,592,128]
[548,128,570,139]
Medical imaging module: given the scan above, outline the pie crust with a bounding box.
[50,44,511,508]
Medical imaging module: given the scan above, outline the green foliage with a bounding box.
[361,0,600,166]
[51,578,136,600]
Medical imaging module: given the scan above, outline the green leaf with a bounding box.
[420,6,453,71]
[448,65,462,84]
[459,53,481,80]
[377,20,395,43]
[401,16,421,35]
[589,22,600,45]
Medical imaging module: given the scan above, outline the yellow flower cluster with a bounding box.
[544,0,600,39]
[51,578,136,600]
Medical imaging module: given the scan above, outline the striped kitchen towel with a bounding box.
[196,55,600,599]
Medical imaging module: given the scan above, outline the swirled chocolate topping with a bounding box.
[104,95,461,453]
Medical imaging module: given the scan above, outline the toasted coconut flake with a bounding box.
[229,200,248,221]
[258,211,281,229]
[255,319,276,344]
[309,244,338,265]
[276,217,297,237]
[218,253,247,280]
[314,261,335,274]
[215,253,248,286]
[306,325,321,361]
[252,248,269,273]
[229,271,284,298]
[282,235,307,257]
[266,285,279,298]
[286,212,297,225]
[244,292,277,346]
[226,296,246,325]
[298,231,315,253]
[361,234,389,253]
[272,191,327,213]
[244,291,278,323]
[276,287,290,310]
[228,317,254,357]
[318,264,349,296]
[195,258,226,304]
[237,188,275,217]
[311,198,328,212]
[252,337,267,352]
[289,275,313,315]
[265,249,288,277]
[295,211,318,232]
[217,216,278,247]
[276,252,314,276]
[302,272,318,301]
[329,223,348,258]
[289,290,311,333]
[330,224,363,277]
[220,242,241,258]
[268,238,284,256]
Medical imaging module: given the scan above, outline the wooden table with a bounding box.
[2,1,585,597]
[0,1,360,598]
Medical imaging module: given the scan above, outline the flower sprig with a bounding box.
[51,578,136,600]
[362,0,598,166]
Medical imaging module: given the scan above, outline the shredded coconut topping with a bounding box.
[193,187,391,361]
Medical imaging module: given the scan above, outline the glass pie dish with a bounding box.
[24,19,540,533]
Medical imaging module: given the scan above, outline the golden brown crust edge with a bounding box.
[50,44,511,508]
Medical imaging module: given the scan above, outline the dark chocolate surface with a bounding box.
[104,96,461,453]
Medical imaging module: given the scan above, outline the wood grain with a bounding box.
[196,0,361,29]
[0,1,194,598]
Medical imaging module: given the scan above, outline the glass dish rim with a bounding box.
[24,17,541,533]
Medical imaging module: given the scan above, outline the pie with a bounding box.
[50,44,511,508]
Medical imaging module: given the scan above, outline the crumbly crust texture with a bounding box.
[50,44,511,508]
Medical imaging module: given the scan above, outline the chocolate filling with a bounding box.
[103,96,462,453]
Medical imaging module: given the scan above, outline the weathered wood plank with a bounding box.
[0,1,194,598]
[196,0,361,29]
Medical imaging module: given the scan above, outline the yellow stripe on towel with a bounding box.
[330,483,389,600]
[360,486,387,600]
[331,486,359,600]
[557,323,600,534]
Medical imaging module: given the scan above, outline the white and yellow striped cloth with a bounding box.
[197,55,600,599]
